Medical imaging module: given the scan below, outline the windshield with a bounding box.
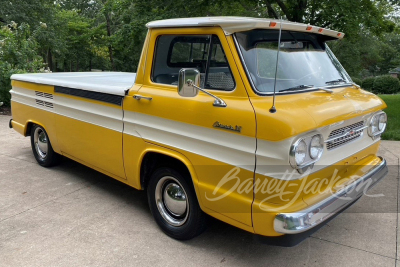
[235,29,352,94]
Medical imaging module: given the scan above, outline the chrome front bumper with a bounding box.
[274,157,388,234]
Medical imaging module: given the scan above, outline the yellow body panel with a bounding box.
[10,82,60,153]
[12,80,54,94]
[250,87,386,142]
[56,115,125,179]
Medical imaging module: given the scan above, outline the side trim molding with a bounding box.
[55,86,124,106]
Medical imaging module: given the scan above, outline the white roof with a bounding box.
[146,16,344,39]
[11,72,136,96]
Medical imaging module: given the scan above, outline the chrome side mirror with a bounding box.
[178,68,200,98]
[177,68,227,107]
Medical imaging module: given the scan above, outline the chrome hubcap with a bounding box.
[34,127,48,159]
[155,176,189,226]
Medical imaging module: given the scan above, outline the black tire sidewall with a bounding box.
[147,167,206,240]
[30,125,58,167]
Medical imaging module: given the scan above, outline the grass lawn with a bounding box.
[379,94,400,141]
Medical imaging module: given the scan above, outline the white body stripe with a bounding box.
[55,95,123,132]
[257,114,378,180]
[11,86,377,180]
[11,87,123,132]
[124,111,257,171]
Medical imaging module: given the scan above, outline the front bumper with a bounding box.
[274,157,388,234]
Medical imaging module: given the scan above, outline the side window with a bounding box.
[152,34,235,91]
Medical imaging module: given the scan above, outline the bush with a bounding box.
[362,77,375,92]
[351,77,362,86]
[373,75,400,94]
[0,23,46,106]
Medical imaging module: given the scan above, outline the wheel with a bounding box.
[147,167,208,240]
[30,124,60,167]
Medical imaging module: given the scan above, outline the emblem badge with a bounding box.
[213,121,242,133]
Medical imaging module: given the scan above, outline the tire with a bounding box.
[147,167,208,240]
[30,124,60,167]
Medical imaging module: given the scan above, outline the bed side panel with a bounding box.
[10,80,60,153]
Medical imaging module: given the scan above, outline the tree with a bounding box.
[253,0,396,37]
[0,0,54,26]
[0,23,46,105]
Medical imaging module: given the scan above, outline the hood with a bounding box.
[250,86,387,141]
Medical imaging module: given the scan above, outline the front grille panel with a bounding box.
[326,121,365,150]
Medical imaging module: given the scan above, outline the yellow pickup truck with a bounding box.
[9,17,388,246]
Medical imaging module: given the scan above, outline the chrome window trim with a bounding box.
[150,34,237,92]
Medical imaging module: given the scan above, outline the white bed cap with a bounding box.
[146,16,344,39]
[11,72,136,96]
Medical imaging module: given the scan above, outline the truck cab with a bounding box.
[9,17,388,246]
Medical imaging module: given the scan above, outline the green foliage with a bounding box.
[362,77,376,92]
[351,77,362,85]
[0,0,399,106]
[0,23,46,106]
[373,75,400,94]
[53,10,94,71]
[379,94,400,141]
[329,30,400,77]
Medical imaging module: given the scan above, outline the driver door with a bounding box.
[124,28,257,226]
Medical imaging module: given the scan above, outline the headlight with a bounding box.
[290,133,324,173]
[378,113,387,131]
[295,140,307,165]
[368,111,387,139]
[310,135,323,159]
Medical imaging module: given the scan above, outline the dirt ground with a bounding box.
[0,106,11,116]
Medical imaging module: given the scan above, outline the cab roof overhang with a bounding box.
[146,17,344,39]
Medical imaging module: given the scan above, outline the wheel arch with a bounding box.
[25,120,47,136]
[139,148,201,201]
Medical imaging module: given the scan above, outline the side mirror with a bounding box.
[177,68,200,98]
[177,68,227,107]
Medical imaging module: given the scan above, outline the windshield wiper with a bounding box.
[280,85,314,92]
[325,78,347,84]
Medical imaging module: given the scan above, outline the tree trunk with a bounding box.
[47,49,53,71]
[263,0,279,19]
[105,13,115,71]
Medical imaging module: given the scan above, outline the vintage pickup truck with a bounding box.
[9,17,388,246]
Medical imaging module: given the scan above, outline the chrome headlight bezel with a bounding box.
[289,132,324,174]
[309,134,324,159]
[367,111,387,139]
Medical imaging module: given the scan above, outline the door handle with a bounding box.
[133,95,152,101]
